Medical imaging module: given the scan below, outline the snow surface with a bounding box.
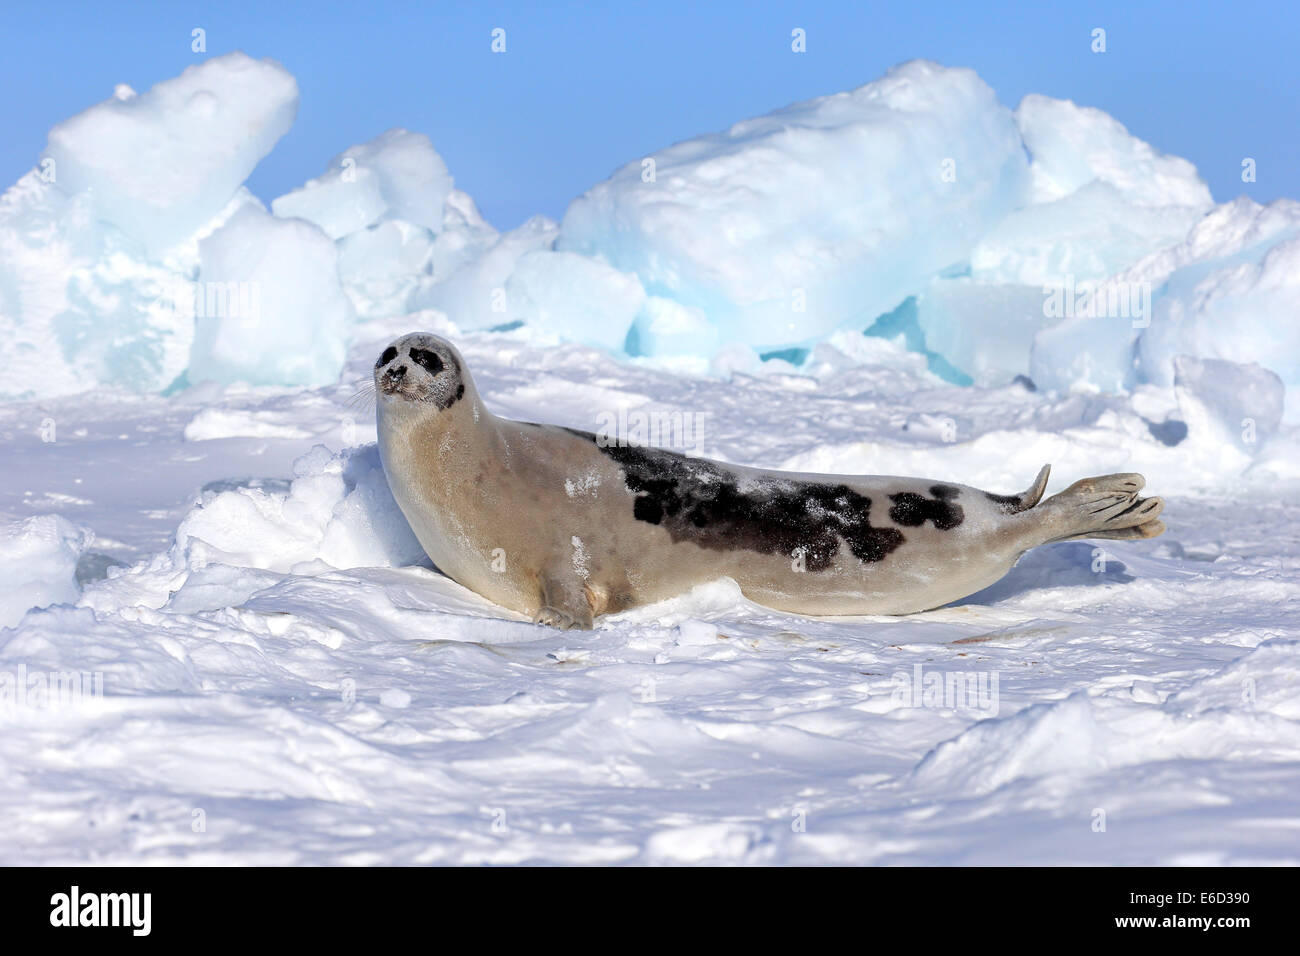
[1,54,1299,865]
[2,319,1298,865]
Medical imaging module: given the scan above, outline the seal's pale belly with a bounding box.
[384,413,1041,618]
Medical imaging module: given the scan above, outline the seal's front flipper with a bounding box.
[1037,472,1165,544]
[534,572,595,631]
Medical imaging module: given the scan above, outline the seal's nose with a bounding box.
[387,364,407,380]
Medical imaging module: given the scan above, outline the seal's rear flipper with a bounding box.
[1037,472,1165,544]
[1057,520,1166,542]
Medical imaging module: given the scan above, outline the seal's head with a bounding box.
[373,332,468,411]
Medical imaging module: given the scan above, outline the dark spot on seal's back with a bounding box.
[889,484,964,530]
[633,496,663,524]
[984,491,1021,513]
[569,429,905,571]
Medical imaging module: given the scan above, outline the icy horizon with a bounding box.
[4,52,1298,426]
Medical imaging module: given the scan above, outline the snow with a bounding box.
[42,53,298,256]
[5,53,1297,408]
[189,205,354,387]
[1033,197,1300,404]
[1142,234,1300,392]
[504,250,645,350]
[270,163,388,241]
[1,53,1299,865]
[0,515,90,628]
[270,129,453,241]
[1014,94,1212,209]
[171,443,426,574]
[413,215,559,330]
[558,60,1032,354]
[915,279,1047,386]
[0,174,262,400]
[1172,356,1286,454]
[2,325,1299,864]
[333,129,455,234]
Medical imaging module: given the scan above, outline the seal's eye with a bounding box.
[375,346,398,369]
[409,348,444,375]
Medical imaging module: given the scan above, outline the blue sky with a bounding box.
[4,0,1296,230]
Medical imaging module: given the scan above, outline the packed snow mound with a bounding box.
[270,129,454,238]
[1031,198,1300,408]
[1170,356,1285,472]
[1168,639,1300,720]
[969,96,1213,288]
[1,51,1296,414]
[78,442,428,615]
[1015,95,1212,208]
[0,514,91,628]
[189,205,354,387]
[271,162,387,240]
[271,129,496,321]
[413,215,559,329]
[504,250,646,350]
[915,280,1047,386]
[42,53,298,256]
[912,682,1300,797]
[0,171,263,400]
[333,129,455,234]
[1141,234,1300,393]
[173,444,424,577]
[932,94,1217,387]
[558,60,1032,353]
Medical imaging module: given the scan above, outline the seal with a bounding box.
[374,332,1166,630]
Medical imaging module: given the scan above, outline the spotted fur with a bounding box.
[889,484,965,530]
[984,491,1022,513]
[576,433,906,571]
